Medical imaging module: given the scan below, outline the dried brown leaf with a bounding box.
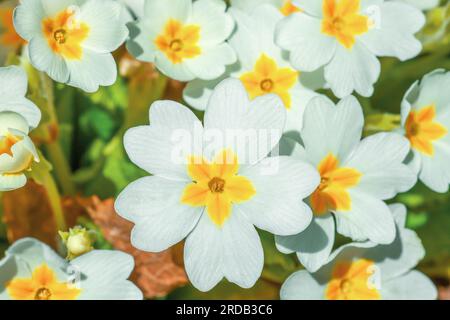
[2,180,89,249]
[86,197,188,298]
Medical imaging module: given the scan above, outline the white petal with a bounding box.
[184,43,236,80]
[184,210,263,291]
[71,250,143,300]
[124,100,202,180]
[365,227,425,282]
[77,281,143,300]
[144,0,191,30]
[335,190,396,244]
[229,5,284,70]
[419,143,450,193]
[204,78,285,164]
[13,0,45,41]
[28,36,70,84]
[190,0,235,46]
[381,271,437,300]
[301,95,364,165]
[154,52,195,82]
[0,99,41,129]
[79,0,128,53]
[66,51,117,93]
[284,85,318,134]
[239,157,319,236]
[416,69,450,113]
[183,77,222,111]
[41,0,79,16]
[115,176,202,252]
[0,174,26,192]
[293,0,323,17]
[324,42,380,98]
[276,13,336,72]
[360,2,424,61]
[6,238,67,275]
[400,79,419,125]
[345,132,417,199]
[280,270,325,300]
[0,255,31,300]
[0,66,28,98]
[276,214,335,272]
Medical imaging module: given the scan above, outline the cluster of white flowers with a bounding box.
[0,0,446,300]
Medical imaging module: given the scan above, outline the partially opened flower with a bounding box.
[401,69,450,193]
[230,0,302,15]
[0,238,143,300]
[13,0,128,93]
[115,78,320,291]
[398,0,439,11]
[276,95,417,272]
[275,0,425,98]
[280,204,438,300]
[0,66,41,191]
[126,0,236,81]
[184,5,320,134]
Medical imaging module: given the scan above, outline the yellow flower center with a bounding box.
[181,149,256,226]
[325,259,381,300]
[0,7,25,48]
[405,105,447,156]
[154,19,201,64]
[6,264,81,300]
[280,0,302,16]
[0,133,22,157]
[321,0,369,49]
[311,153,361,215]
[240,54,299,109]
[42,8,90,60]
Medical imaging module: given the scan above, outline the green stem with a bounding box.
[45,142,76,195]
[40,73,76,195]
[41,170,67,232]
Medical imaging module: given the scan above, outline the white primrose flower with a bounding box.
[276,95,417,272]
[230,0,302,15]
[0,238,143,300]
[0,66,41,191]
[398,0,440,11]
[115,79,320,291]
[401,69,450,193]
[280,204,438,300]
[126,0,236,82]
[13,0,129,93]
[184,5,321,135]
[275,0,426,98]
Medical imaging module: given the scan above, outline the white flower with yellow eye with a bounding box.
[13,0,128,93]
[0,66,41,191]
[126,0,236,82]
[281,204,438,300]
[184,5,321,134]
[230,0,302,15]
[0,238,143,300]
[401,69,450,193]
[275,0,425,98]
[115,79,320,291]
[398,0,439,11]
[276,95,417,272]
